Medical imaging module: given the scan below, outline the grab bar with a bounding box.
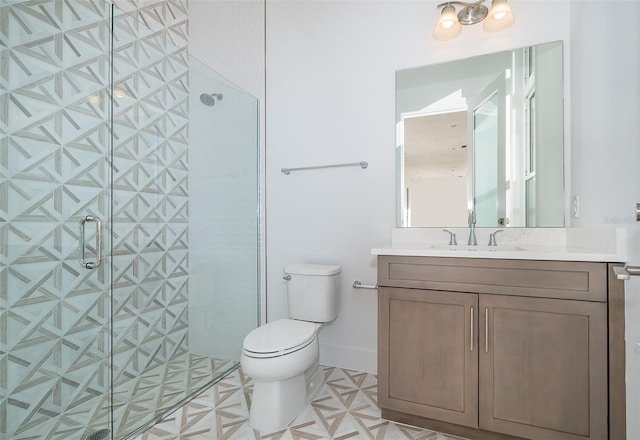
[281,161,368,175]
[353,280,378,290]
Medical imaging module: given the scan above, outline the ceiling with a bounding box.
[403,111,468,180]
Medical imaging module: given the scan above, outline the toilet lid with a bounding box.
[243,319,317,358]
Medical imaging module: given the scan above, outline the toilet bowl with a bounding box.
[241,319,324,432]
[241,263,341,432]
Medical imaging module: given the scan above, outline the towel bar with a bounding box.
[352,280,378,290]
[281,161,368,175]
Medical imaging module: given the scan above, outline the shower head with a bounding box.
[200,93,223,106]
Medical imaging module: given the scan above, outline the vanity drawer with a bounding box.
[377,256,607,302]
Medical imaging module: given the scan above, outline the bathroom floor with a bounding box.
[134,366,468,440]
[109,354,238,439]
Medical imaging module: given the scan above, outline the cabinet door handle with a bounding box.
[470,307,474,352]
[485,308,489,353]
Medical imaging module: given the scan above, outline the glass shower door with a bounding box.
[0,1,113,439]
[108,4,259,438]
[2,1,260,438]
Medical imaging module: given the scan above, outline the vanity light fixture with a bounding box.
[433,0,515,41]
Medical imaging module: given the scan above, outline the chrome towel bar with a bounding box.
[281,161,368,175]
[353,280,378,290]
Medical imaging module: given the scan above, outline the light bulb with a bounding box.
[442,19,454,29]
[433,4,462,41]
[483,0,514,33]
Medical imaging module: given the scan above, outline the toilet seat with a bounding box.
[243,319,318,358]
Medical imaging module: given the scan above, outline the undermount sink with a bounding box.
[430,244,526,252]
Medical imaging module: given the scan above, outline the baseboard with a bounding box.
[319,342,377,374]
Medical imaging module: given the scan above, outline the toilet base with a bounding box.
[305,363,324,402]
[248,363,325,432]
[249,373,306,432]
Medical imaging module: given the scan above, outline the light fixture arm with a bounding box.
[436,0,486,10]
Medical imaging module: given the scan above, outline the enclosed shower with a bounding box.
[0,1,260,439]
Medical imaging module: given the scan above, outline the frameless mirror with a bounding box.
[396,41,564,228]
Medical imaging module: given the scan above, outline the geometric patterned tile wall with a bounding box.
[0,1,112,438]
[109,0,190,392]
[0,0,189,438]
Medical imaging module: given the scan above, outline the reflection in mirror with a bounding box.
[396,41,564,228]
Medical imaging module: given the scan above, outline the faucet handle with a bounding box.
[488,230,504,246]
[443,229,457,246]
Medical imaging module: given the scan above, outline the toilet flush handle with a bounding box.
[283,274,292,281]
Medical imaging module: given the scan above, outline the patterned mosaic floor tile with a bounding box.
[134,367,468,440]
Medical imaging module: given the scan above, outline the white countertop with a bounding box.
[371,227,628,263]
[371,243,625,262]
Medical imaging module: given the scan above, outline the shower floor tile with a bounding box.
[134,366,468,440]
[109,353,238,439]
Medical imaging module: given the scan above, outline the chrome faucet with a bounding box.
[443,229,457,245]
[488,230,503,246]
[467,211,477,246]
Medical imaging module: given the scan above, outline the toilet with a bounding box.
[241,264,341,432]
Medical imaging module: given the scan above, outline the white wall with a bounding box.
[189,0,265,101]
[266,1,570,373]
[189,0,640,434]
[569,2,640,437]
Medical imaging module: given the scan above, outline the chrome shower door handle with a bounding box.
[79,215,103,269]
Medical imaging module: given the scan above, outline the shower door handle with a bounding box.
[79,215,103,269]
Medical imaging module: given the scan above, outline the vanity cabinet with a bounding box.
[380,287,478,428]
[478,294,607,439]
[377,256,625,440]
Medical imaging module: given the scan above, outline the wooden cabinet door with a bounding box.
[378,287,478,428]
[479,294,607,440]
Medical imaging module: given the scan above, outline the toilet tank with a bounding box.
[285,264,341,323]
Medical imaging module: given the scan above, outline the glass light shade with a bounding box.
[483,0,515,32]
[433,5,462,41]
